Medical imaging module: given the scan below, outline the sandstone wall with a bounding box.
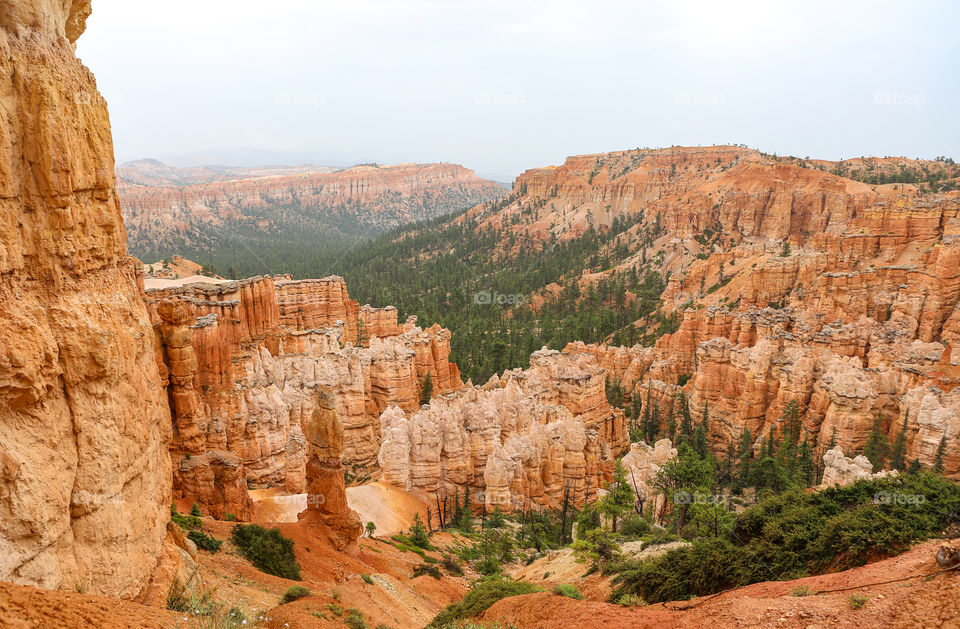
[145,275,463,514]
[0,1,171,597]
[378,349,628,512]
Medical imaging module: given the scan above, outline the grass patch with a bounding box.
[848,594,869,609]
[361,573,374,584]
[553,584,584,600]
[345,608,369,629]
[413,563,443,579]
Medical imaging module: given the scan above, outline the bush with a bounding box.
[427,577,541,628]
[345,608,369,629]
[553,584,584,600]
[230,524,301,580]
[327,603,343,616]
[223,513,237,522]
[619,514,651,540]
[609,472,960,604]
[188,530,223,553]
[170,504,202,531]
[279,585,312,604]
[475,555,501,576]
[615,593,643,607]
[361,573,374,584]
[442,554,464,576]
[791,585,813,597]
[848,594,868,609]
[413,563,443,579]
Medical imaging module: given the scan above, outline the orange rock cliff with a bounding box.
[471,145,959,475]
[0,0,172,598]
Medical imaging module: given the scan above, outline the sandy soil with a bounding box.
[251,482,433,537]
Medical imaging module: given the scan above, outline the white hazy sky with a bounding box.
[78,0,959,181]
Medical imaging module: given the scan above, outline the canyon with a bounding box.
[452,146,959,477]
[119,159,505,272]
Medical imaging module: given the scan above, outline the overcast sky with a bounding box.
[78,0,959,182]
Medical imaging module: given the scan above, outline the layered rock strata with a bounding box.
[145,274,462,514]
[0,1,171,597]
[377,349,629,512]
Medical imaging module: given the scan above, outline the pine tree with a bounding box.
[419,372,433,405]
[736,428,753,491]
[934,434,947,473]
[797,437,814,487]
[693,402,709,458]
[864,416,890,472]
[907,458,922,474]
[890,414,908,471]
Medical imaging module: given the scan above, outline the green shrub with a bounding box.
[345,608,369,629]
[279,585,312,604]
[230,524,301,580]
[442,555,464,576]
[791,585,813,597]
[413,563,443,579]
[553,584,584,600]
[427,577,541,628]
[170,505,202,530]
[609,472,960,604]
[223,513,237,522]
[848,594,868,609]
[327,603,343,616]
[615,593,643,607]
[361,573,374,584]
[188,530,223,553]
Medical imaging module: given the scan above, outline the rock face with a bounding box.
[145,274,463,514]
[621,439,677,517]
[0,1,171,597]
[120,162,505,263]
[377,349,629,512]
[819,446,897,488]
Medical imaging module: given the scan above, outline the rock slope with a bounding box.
[0,0,171,598]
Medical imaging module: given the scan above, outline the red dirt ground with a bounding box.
[482,539,960,629]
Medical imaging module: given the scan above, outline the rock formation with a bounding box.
[621,439,677,517]
[377,349,629,512]
[819,446,897,488]
[0,1,171,597]
[298,387,362,549]
[486,147,960,479]
[145,273,463,514]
